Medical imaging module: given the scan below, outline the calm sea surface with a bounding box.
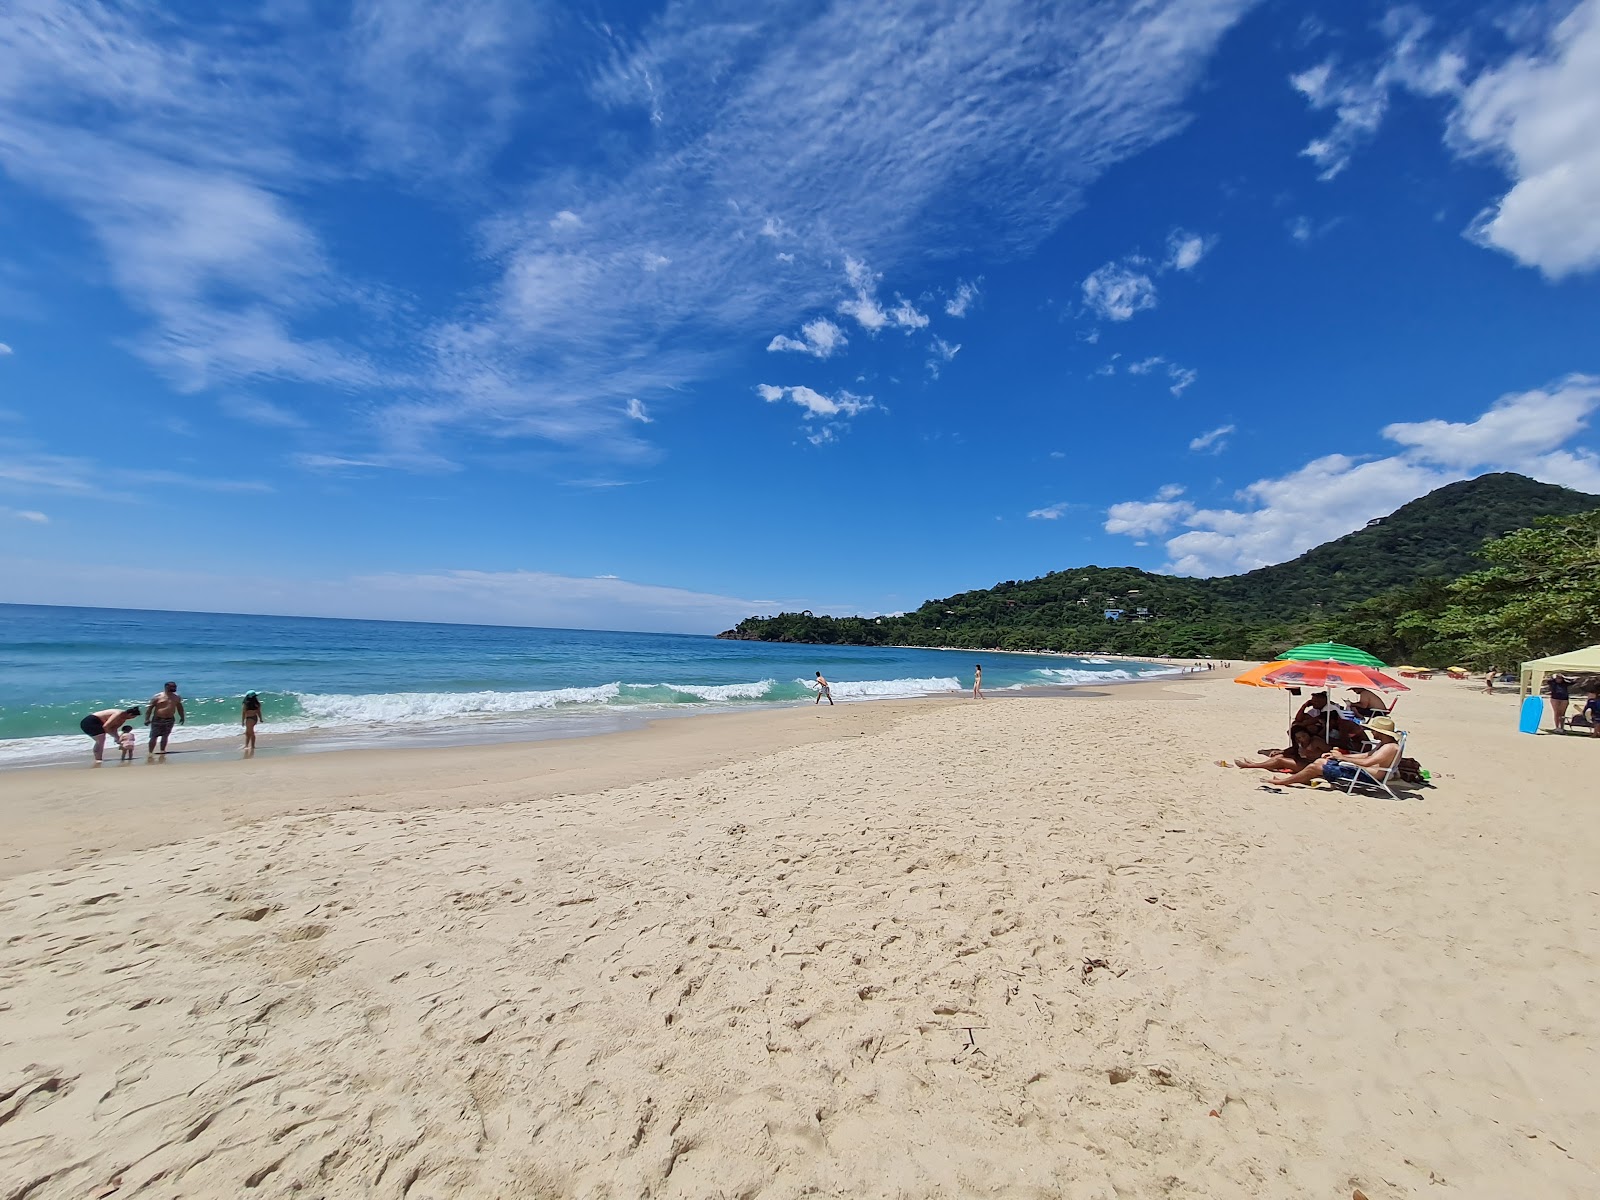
[0,604,1175,767]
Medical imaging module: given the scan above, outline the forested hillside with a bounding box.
[720,473,1599,664]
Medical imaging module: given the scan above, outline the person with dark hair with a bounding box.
[813,671,833,706]
[241,692,263,753]
[1226,725,1330,772]
[973,663,984,699]
[146,681,185,758]
[79,705,141,765]
[1547,673,1571,731]
[118,724,137,761]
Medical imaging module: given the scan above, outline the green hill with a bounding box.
[719,473,1598,660]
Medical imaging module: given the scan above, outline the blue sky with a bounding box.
[2,0,1598,633]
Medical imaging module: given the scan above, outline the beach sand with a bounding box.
[1,674,1594,1198]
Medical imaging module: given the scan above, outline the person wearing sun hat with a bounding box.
[1275,714,1401,788]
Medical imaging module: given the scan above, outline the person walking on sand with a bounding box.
[146,681,185,757]
[241,692,263,753]
[814,671,833,705]
[973,663,984,699]
[79,705,141,765]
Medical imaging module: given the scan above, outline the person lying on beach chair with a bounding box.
[1225,726,1330,773]
[1274,716,1403,791]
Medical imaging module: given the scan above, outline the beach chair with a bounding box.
[1337,731,1408,800]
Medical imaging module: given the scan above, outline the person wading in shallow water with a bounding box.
[146,681,185,758]
[814,672,833,706]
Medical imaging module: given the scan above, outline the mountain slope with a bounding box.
[720,473,1599,657]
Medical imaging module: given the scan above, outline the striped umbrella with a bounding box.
[1279,642,1386,668]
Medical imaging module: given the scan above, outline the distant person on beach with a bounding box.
[241,692,263,752]
[814,672,833,705]
[146,681,185,757]
[1547,673,1571,731]
[1484,672,1495,694]
[973,664,983,699]
[79,706,140,765]
[1276,716,1402,788]
[118,724,137,762]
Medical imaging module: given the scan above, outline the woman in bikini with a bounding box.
[1227,725,1329,773]
[241,692,263,753]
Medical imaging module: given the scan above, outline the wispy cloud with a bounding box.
[1,506,47,523]
[0,0,1257,467]
[1166,228,1214,271]
[944,280,981,317]
[1189,423,1234,452]
[1027,502,1071,520]
[218,394,309,429]
[0,449,272,498]
[625,398,653,423]
[0,343,12,356]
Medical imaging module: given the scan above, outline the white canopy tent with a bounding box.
[1520,645,1600,698]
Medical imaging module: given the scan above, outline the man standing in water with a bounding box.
[146,681,186,757]
[814,671,833,705]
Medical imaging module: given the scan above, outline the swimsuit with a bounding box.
[149,717,175,739]
[1322,760,1382,786]
[80,714,105,738]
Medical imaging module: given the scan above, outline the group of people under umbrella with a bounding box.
[1221,641,1413,793]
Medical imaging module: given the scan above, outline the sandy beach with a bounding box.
[2,673,1595,1198]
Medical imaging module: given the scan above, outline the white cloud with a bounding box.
[0,0,1258,463]
[930,337,960,362]
[767,317,849,358]
[0,343,11,356]
[1104,492,1192,536]
[2,507,48,523]
[1290,10,1464,180]
[625,398,652,423]
[1167,366,1198,396]
[1106,375,1600,575]
[1166,228,1214,270]
[889,299,929,330]
[549,210,582,231]
[1155,483,1185,501]
[757,384,872,420]
[1450,0,1600,278]
[1027,502,1070,520]
[1127,356,1164,375]
[944,280,980,317]
[1081,260,1157,321]
[1189,423,1235,452]
[1290,3,1600,278]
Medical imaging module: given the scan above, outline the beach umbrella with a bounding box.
[1258,660,1409,692]
[1232,661,1298,687]
[1278,641,1386,668]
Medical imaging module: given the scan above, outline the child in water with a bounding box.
[241,692,263,751]
[118,724,137,762]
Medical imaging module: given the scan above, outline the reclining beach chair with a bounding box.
[1338,731,1408,800]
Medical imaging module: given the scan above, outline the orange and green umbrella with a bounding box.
[1257,660,1408,692]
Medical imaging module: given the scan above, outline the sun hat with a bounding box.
[1361,715,1399,739]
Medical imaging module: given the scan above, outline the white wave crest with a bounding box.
[813,675,961,700]
[294,685,623,722]
[654,680,777,701]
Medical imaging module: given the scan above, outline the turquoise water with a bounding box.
[0,604,1176,767]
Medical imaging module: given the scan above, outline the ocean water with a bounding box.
[0,605,1177,768]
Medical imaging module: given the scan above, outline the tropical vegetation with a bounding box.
[720,474,1600,668]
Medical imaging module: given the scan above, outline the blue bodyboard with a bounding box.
[1518,695,1543,734]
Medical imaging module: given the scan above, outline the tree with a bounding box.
[1433,509,1600,667]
